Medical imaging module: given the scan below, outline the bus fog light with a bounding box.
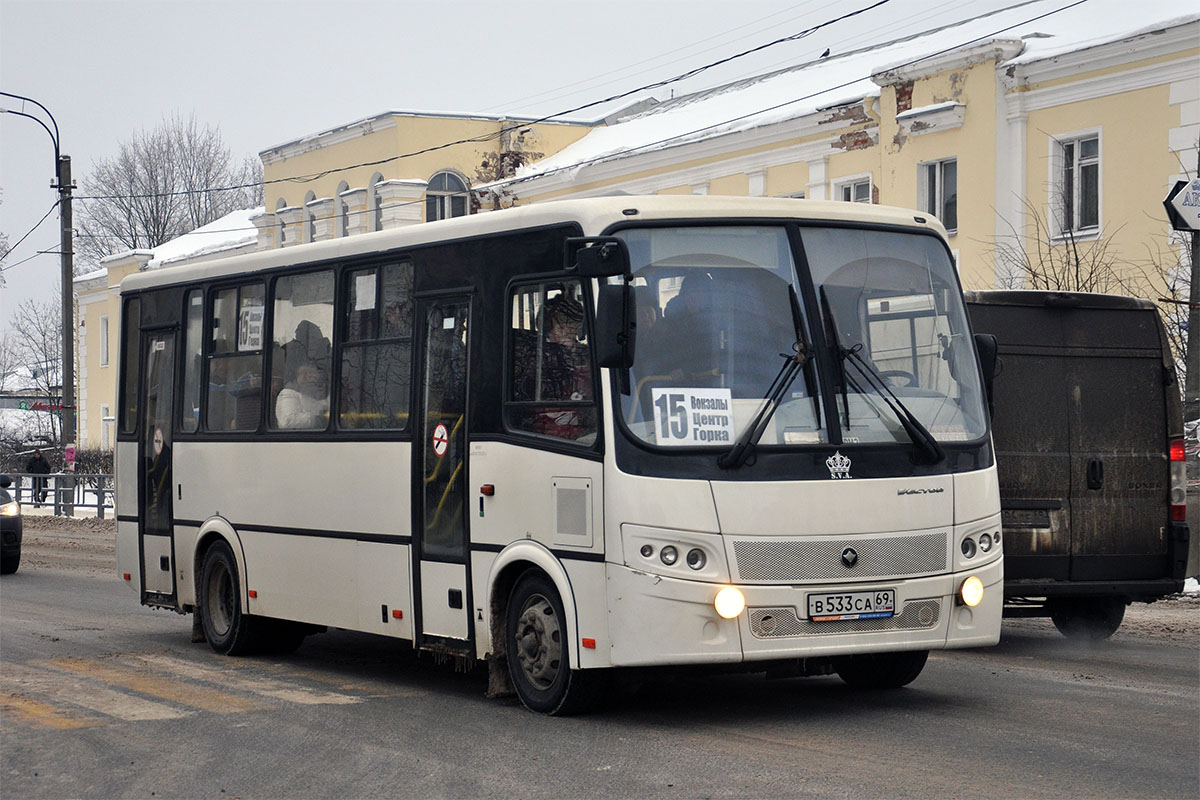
[640,544,654,559]
[686,548,706,570]
[714,587,745,619]
[961,537,977,558]
[978,533,993,552]
[660,546,678,566]
[959,576,984,607]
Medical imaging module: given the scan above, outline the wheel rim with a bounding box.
[514,592,561,691]
[206,560,234,637]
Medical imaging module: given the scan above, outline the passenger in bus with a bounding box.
[282,320,331,384]
[275,360,330,429]
[654,271,719,386]
[528,296,595,440]
[145,426,171,531]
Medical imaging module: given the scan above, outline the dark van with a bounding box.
[965,290,1190,639]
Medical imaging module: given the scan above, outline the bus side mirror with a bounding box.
[566,237,631,278]
[594,284,636,369]
[0,474,11,489]
[974,333,998,416]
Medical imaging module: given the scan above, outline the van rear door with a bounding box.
[1061,304,1168,581]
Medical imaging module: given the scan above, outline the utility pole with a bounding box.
[1,92,75,514]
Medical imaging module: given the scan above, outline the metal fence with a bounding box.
[5,472,115,518]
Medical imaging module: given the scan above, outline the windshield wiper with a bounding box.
[718,286,810,470]
[818,287,943,464]
[841,345,945,464]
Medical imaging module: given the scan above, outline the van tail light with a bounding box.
[1169,438,1186,522]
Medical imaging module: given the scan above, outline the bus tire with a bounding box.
[1049,597,1125,640]
[198,540,262,655]
[1,552,19,575]
[834,650,928,689]
[505,570,602,715]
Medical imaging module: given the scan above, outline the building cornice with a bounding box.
[1005,21,1199,88]
[873,40,1025,85]
[1006,55,1198,117]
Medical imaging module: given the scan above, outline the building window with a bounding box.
[426,171,469,221]
[1055,134,1099,235]
[99,315,110,367]
[368,173,384,232]
[838,178,871,204]
[100,404,112,450]
[920,158,957,233]
[336,181,350,238]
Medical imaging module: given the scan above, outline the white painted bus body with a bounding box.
[115,196,1001,684]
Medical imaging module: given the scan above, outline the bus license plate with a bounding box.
[807,589,896,621]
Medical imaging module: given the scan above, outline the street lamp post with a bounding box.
[1,92,76,514]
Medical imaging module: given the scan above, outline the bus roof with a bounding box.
[119,196,946,294]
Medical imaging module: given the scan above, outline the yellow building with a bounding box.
[254,110,596,246]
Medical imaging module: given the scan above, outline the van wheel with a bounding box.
[1,551,19,575]
[834,650,929,689]
[506,571,603,715]
[1049,597,1125,640]
[198,541,263,655]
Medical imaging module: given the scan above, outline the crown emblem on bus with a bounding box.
[826,451,852,480]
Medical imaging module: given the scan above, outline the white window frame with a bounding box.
[99,315,110,367]
[100,404,112,450]
[918,158,957,235]
[426,171,470,222]
[835,175,872,204]
[1049,129,1101,239]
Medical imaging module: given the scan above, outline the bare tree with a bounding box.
[3,297,63,445]
[75,113,263,269]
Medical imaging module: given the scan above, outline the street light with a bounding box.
[1,91,76,513]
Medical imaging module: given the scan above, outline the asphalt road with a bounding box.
[1,527,1198,799]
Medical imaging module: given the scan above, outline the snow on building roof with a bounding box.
[97,207,262,273]
[513,0,1197,182]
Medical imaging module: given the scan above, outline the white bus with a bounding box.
[116,196,1002,714]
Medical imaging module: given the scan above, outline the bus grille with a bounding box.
[732,532,947,582]
[749,600,942,638]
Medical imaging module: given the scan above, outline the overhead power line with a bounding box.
[0,199,61,265]
[73,0,894,203]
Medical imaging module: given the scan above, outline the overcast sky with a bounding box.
[1,0,1022,317]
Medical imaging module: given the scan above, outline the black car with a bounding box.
[1,474,22,574]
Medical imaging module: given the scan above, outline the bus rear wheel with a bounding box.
[198,540,262,655]
[505,571,602,715]
[834,650,929,689]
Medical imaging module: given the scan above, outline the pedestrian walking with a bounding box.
[26,449,52,505]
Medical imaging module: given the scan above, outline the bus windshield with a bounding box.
[615,224,988,450]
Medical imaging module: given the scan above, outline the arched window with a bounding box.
[426,171,468,222]
[369,173,385,232]
[336,181,350,237]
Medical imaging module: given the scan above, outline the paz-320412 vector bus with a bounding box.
[116,196,1002,714]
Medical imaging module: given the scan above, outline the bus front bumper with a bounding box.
[605,557,1002,668]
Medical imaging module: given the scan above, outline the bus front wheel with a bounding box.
[834,650,929,689]
[505,571,602,715]
[198,540,262,655]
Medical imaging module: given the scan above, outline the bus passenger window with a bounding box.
[338,262,414,429]
[207,284,264,431]
[506,281,597,444]
[269,270,333,431]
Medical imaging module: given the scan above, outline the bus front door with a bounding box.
[138,330,177,605]
[413,297,472,650]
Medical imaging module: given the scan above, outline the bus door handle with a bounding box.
[1086,458,1104,490]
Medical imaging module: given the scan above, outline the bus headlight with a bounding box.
[714,587,745,619]
[660,546,678,566]
[0,501,19,517]
[959,576,985,607]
